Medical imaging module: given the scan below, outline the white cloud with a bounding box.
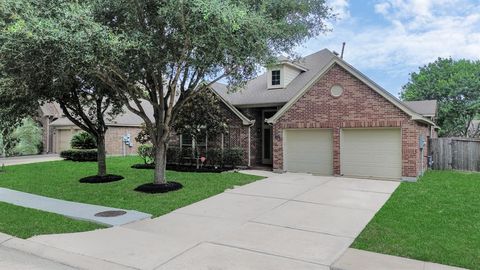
[328,0,350,20]
[297,0,480,95]
[374,2,391,16]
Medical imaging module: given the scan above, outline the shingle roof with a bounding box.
[213,49,335,107]
[50,102,154,127]
[403,100,438,117]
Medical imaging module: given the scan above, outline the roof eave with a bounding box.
[208,87,254,126]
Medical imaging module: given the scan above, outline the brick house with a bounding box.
[205,49,437,181]
[41,49,437,180]
[39,103,146,156]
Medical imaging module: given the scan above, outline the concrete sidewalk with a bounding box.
[0,154,62,167]
[0,187,151,226]
[332,248,467,270]
[24,172,399,269]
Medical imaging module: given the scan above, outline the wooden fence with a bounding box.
[430,137,480,171]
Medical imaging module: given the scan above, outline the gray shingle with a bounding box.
[213,49,335,107]
[403,100,437,116]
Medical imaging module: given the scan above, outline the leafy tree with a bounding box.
[173,90,228,168]
[0,71,35,157]
[12,118,42,155]
[401,58,480,137]
[93,0,333,185]
[0,0,124,176]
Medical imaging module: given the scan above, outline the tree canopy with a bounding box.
[401,58,480,137]
[92,0,334,184]
[0,0,124,176]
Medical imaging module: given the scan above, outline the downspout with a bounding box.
[45,117,50,153]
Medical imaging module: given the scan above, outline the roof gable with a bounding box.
[266,56,435,126]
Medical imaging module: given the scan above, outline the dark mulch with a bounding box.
[134,181,183,194]
[79,174,124,184]
[131,163,232,173]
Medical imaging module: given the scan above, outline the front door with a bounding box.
[262,110,276,164]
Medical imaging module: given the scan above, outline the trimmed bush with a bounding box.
[206,148,223,166]
[60,149,97,162]
[167,146,180,164]
[138,144,154,164]
[71,132,97,149]
[223,148,244,167]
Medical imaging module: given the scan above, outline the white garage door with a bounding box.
[341,129,402,179]
[284,129,333,175]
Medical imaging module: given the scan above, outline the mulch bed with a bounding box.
[134,181,183,194]
[131,163,232,173]
[79,174,124,184]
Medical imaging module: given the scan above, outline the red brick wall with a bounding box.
[273,64,432,178]
[105,127,142,156]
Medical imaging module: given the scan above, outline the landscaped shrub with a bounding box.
[70,132,97,149]
[206,148,223,166]
[12,118,42,155]
[180,147,194,165]
[223,148,244,167]
[60,149,97,161]
[138,144,154,164]
[167,146,180,164]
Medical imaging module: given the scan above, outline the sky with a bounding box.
[295,0,480,97]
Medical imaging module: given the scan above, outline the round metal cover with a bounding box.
[94,210,127,217]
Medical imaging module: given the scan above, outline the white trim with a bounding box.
[266,57,435,127]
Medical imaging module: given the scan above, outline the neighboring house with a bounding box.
[39,103,150,156]
[40,49,437,181]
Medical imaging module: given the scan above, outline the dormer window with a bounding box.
[271,70,281,86]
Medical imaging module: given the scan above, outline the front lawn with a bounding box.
[352,170,480,270]
[0,156,262,237]
[0,201,104,239]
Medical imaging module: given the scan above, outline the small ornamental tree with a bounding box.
[172,90,228,169]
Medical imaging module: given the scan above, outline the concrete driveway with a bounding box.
[0,154,62,166]
[27,171,399,270]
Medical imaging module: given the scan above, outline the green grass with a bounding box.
[0,201,104,239]
[352,170,480,270]
[0,156,262,238]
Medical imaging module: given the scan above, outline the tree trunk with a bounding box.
[97,134,107,177]
[154,141,168,185]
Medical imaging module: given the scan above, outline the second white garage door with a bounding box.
[341,128,402,179]
[284,129,333,175]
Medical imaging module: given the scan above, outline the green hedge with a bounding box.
[60,149,98,162]
[137,144,246,167]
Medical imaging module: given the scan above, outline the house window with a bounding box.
[181,135,193,147]
[180,132,207,157]
[271,70,281,86]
